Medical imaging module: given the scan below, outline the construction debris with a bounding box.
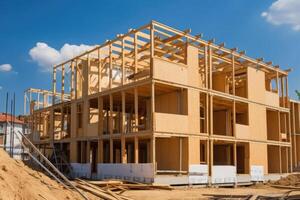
[271,173,300,187]
[74,178,172,200]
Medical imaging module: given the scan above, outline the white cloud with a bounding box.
[262,0,300,31]
[0,64,12,72]
[29,42,95,72]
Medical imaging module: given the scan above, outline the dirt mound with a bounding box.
[273,173,300,186]
[0,149,83,200]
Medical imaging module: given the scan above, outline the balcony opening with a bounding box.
[139,139,150,163]
[200,140,207,164]
[281,146,289,173]
[267,109,280,141]
[88,98,98,124]
[267,145,280,173]
[156,137,188,174]
[89,141,98,173]
[155,83,187,115]
[280,112,289,142]
[200,93,208,133]
[103,140,110,163]
[113,139,121,163]
[236,142,249,174]
[235,102,249,125]
[213,143,234,165]
[265,73,278,93]
[125,139,135,163]
[213,96,233,136]
[77,141,87,163]
[234,68,248,98]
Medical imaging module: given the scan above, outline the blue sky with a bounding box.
[0,0,300,115]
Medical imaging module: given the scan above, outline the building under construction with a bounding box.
[24,21,300,185]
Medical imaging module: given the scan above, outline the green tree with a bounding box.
[296,90,300,100]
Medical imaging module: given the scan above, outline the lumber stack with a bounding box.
[74,178,172,200]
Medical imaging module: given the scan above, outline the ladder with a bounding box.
[13,128,88,200]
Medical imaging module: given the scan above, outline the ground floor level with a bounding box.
[34,134,292,185]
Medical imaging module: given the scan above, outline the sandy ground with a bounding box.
[124,185,293,200]
[0,149,99,200]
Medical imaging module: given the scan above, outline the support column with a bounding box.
[233,142,237,187]
[52,67,57,105]
[61,64,65,102]
[98,139,103,163]
[210,95,213,135]
[98,97,103,136]
[71,61,75,99]
[151,82,155,132]
[110,139,113,163]
[98,48,102,92]
[134,136,139,164]
[109,94,113,135]
[121,92,126,163]
[134,88,139,132]
[109,44,112,89]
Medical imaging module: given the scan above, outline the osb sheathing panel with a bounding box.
[186,46,200,88]
[153,58,188,85]
[155,138,180,170]
[213,74,228,93]
[155,91,182,114]
[249,142,268,174]
[247,67,266,103]
[155,137,188,171]
[188,137,200,164]
[188,89,200,134]
[87,123,99,137]
[248,103,267,141]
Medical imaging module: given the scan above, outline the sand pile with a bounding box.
[0,149,84,200]
[273,173,300,186]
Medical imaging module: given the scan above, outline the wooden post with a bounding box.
[98,48,102,92]
[98,139,103,163]
[233,142,237,187]
[71,61,75,99]
[233,100,236,137]
[109,44,113,89]
[122,92,126,134]
[204,45,208,88]
[210,95,213,135]
[75,59,78,99]
[110,139,113,163]
[134,88,139,132]
[279,146,282,173]
[208,46,212,89]
[98,97,103,136]
[61,64,65,102]
[232,55,235,95]
[179,137,182,172]
[134,136,139,163]
[121,39,125,85]
[151,82,155,132]
[109,94,113,136]
[150,23,154,77]
[134,33,138,74]
[210,140,214,184]
[53,67,57,105]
